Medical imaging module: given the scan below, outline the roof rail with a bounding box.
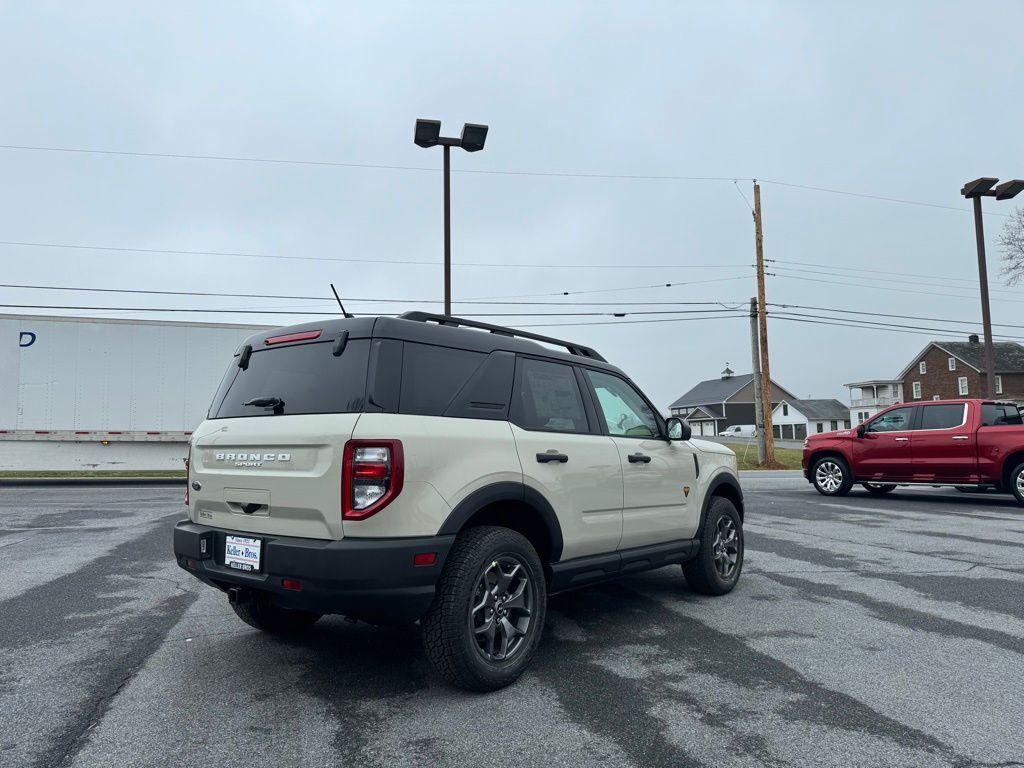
[398,312,607,362]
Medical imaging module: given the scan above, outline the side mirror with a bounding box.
[666,417,691,441]
[856,424,866,438]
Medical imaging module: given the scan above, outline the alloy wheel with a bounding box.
[1017,468,1024,497]
[815,461,844,493]
[469,555,534,662]
[712,515,740,580]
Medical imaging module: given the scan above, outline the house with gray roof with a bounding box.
[771,398,851,440]
[668,367,799,437]
[898,335,1024,403]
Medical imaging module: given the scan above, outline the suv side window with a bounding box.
[399,342,486,416]
[511,358,590,434]
[584,370,660,438]
[866,406,914,433]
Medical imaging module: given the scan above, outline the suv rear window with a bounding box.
[400,342,486,416]
[982,403,1023,426]
[211,339,369,418]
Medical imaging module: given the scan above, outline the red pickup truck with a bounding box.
[802,399,1024,504]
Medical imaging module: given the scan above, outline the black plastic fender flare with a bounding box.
[437,482,565,562]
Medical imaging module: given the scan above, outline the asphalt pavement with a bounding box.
[1,476,1022,768]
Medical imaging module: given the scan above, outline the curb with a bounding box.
[0,477,186,487]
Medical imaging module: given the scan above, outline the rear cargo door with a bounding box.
[189,332,370,540]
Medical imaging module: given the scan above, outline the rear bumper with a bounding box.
[173,520,454,622]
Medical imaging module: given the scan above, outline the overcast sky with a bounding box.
[2,1,1023,409]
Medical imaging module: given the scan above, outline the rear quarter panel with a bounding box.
[343,414,523,538]
[976,423,1024,483]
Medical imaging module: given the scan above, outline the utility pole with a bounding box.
[443,144,451,315]
[960,177,1024,397]
[749,298,766,464]
[753,181,777,467]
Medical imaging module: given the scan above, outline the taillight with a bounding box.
[184,444,192,507]
[342,440,404,520]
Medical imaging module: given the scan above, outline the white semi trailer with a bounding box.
[0,314,270,471]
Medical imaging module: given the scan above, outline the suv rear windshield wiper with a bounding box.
[243,396,285,414]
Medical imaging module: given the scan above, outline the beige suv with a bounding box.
[174,313,744,690]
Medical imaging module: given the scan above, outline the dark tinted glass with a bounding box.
[512,358,589,433]
[919,404,965,430]
[212,340,368,418]
[982,403,1023,426]
[867,407,913,433]
[399,342,486,416]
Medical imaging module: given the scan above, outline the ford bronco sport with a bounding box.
[173,312,745,690]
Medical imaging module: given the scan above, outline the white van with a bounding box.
[718,424,757,438]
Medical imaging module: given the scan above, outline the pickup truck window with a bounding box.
[867,406,914,433]
[982,403,1023,426]
[919,404,966,430]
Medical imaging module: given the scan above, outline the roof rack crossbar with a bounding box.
[398,312,607,362]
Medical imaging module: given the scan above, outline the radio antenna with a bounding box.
[330,283,354,318]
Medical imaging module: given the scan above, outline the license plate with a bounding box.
[224,535,262,572]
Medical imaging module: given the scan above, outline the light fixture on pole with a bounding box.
[414,119,489,316]
[961,176,1024,397]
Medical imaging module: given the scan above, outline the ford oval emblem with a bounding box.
[191,481,202,492]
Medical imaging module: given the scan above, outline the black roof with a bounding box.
[238,314,625,375]
[787,398,849,420]
[669,374,757,409]
[935,341,1024,374]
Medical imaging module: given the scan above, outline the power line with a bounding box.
[769,302,1024,330]
[770,263,1024,297]
[0,239,748,271]
[471,274,753,301]
[0,143,1007,217]
[771,272,1024,305]
[769,258,984,285]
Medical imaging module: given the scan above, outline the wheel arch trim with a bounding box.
[437,481,565,562]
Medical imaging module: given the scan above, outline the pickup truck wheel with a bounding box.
[682,496,743,596]
[811,456,853,496]
[422,526,547,692]
[862,483,896,495]
[1011,462,1024,506]
[230,592,321,636]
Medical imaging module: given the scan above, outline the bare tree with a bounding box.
[999,207,1024,285]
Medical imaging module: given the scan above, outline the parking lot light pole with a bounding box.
[961,177,1024,398]
[414,119,489,316]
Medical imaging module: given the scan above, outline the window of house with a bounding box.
[919,361,927,374]
[782,403,789,416]
[843,420,851,428]
[912,381,922,399]
[948,357,956,371]
[996,375,1003,395]
[830,420,838,431]
[933,395,940,401]
[958,376,969,396]
[816,423,824,433]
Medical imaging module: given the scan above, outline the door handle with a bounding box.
[952,435,969,441]
[894,437,909,442]
[536,452,568,464]
[628,453,652,464]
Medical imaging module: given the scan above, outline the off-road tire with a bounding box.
[862,483,896,495]
[422,526,547,692]
[230,592,321,636]
[811,455,854,497]
[682,496,744,596]
[1010,462,1024,506]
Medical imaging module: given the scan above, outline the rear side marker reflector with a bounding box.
[282,579,302,591]
[413,552,437,567]
[264,330,322,346]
